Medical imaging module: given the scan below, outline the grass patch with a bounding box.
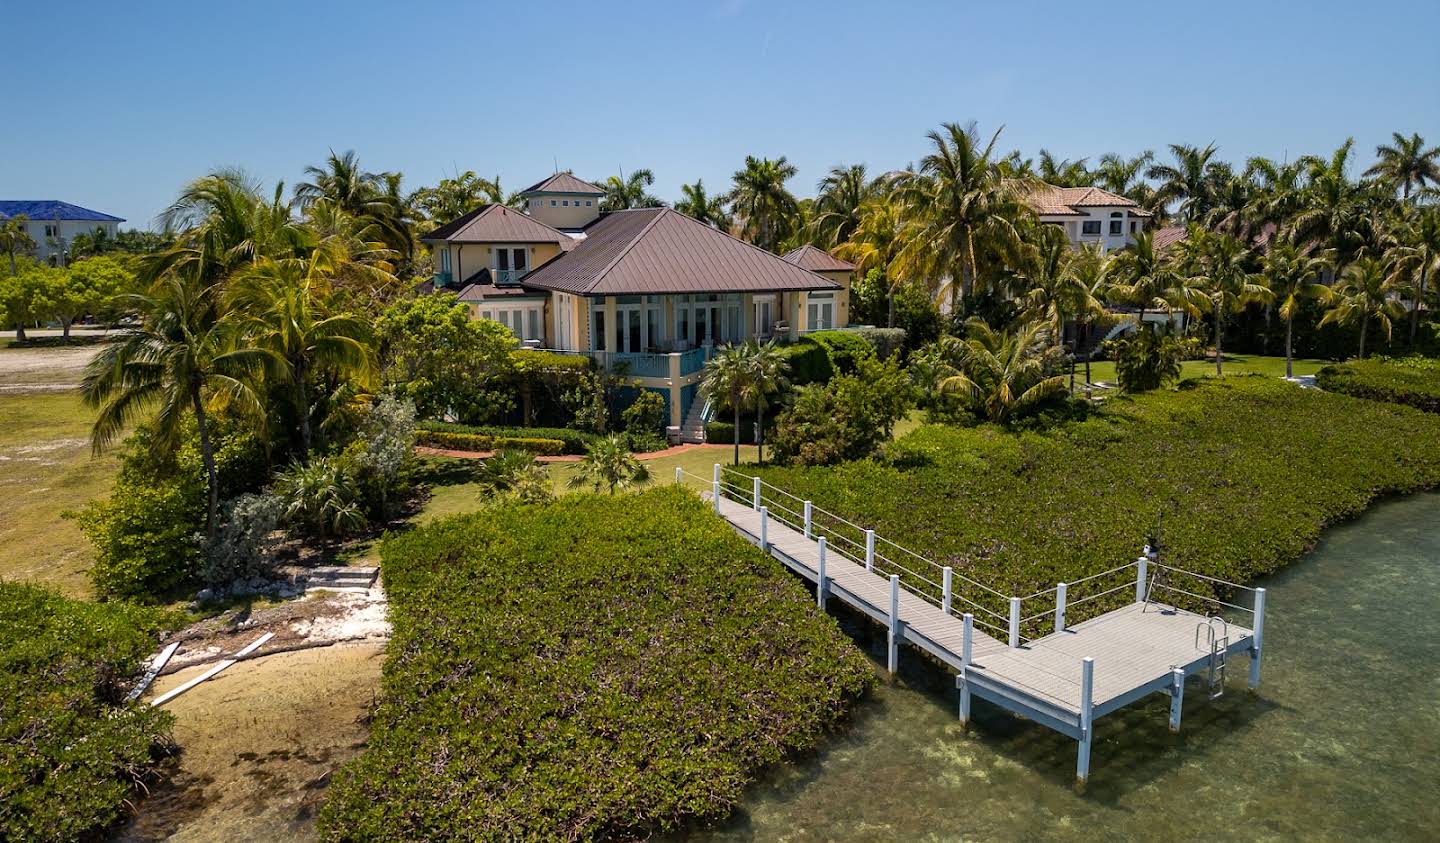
[320,487,874,839]
[1082,353,1328,384]
[748,377,1440,623]
[0,581,176,842]
[1317,357,1440,413]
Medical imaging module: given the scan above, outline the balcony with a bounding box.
[536,347,711,379]
[493,268,529,285]
[432,270,453,287]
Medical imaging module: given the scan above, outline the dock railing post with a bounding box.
[752,476,761,511]
[865,529,876,573]
[1135,550,1149,604]
[1249,587,1266,689]
[1008,596,1022,648]
[887,574,900,676]
[712,464,721,513]
[942,566,953,615]
[1077,656,1095,788]
[675,466,682,485]
[759,506,769,551]
[803,501,813,538]
[1055,582,1068,633]
[1169,668,1185,732]
[816,537,828,610]
[958,612,974,727]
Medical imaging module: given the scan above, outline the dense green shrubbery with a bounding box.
[706,418,768,445]
[805,329,876,374]
[776,339,833,384]
[320,488,874,840]
[1109,328,1186,392]
[417,420,595,454]
[0,582,176,843]
[755,378,1440,612]
[847,326,908,360]
[771,356,914,466]
[414,429,566,455]
[1317,357,1440,413]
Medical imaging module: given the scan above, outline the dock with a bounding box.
[680,465,1267,785]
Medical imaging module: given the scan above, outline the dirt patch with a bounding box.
[0,343,106,385]
[119,641,386,842]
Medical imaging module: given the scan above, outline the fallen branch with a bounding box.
[150,632,274,707]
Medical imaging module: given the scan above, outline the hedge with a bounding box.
[1316,357,1440,414]
[747,377,1440,625]
[777,339,832,384]
[417,420,593,453]
[0,582,176,843]
[846,326,907,360]
[320,488,874,840]
[805,329,876,374]
[415,429,566,455]
[706,418,768,445]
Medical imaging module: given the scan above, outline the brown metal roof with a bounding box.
[453,270,550,299]
[520,208,842,297]
[422,204,573,244]
[782,244,855,273]
[519,172,606,195]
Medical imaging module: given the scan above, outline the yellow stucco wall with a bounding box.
[524,195,601,230]
[434,241,565,285]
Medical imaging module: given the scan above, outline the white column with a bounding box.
[816,537,828,610]
[1008,596,1022,648]
[1077,656,1095,787]
[712,463,721,512]
[752,476,761,510]
[674,466,682,485]
[865,529,876,572]
[887,574,900,676]
[958,612,974,727]
[759,506,769,551]
[803,501,813,538]
[1135,554,1149,604]
[942,566,953,615]
[1055,582,1068,633]
[1169,668,1185,732]
[1249,587,1266,689]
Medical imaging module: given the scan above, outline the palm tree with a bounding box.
[274,456,367,548]
[1016,229,1104,389]
[295,150,381,214]
[476,449,554,504]
[1290,140,1368,265]
[1147,143,1224,223]
[811,164,879,247]
[1069,244,1112,388]
[1386,206,1440,344]
[891,122,1032,312]
[1,214,36,276]
[80,275,272,539]
[936,320,1068,423]
[1365,132,1440,202]
[728,155,801,252]
[1194,232,1274,375]
[1038,150,1091,187]
[742,340,788,464]
[230,255,376,457]
[674,179,732,230]
[567,435,650,494]
[1094,151,1155,195]
[1109,230,1177,328]
[700,343,753,465]
[1263,239,1332,377]
[834,197,908,326]
[149,168,306,287]
[600,168,664,211]
[1321,257,1405,358]
[412,170,499,223]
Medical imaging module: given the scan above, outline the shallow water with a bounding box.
[695,493,1440,842]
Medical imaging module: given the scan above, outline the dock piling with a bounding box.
[803,501,813,538]
[1077,657,1095,787]
[865,529,876,572]
[887,574,900,676]
[1249,587,1266,689]
[759,506,768,551]
[1055,582,1068,633]
[959,612,974,726]
[816,537,828,610]
[1135,554,1149,603]
[1169,668,1185,732]
[752,476,761,510]
[712,464,721,512]
[942,566,953,615]
[1008,596,1022,648]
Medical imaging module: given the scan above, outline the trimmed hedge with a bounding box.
[415,429,565,455]
[320,488,874,840]
[749,377,1440,620]
[777,339,833,384]
[846,327,908,360]
[1317,357,1440,414]
[706,418,766,445]
[0,582,175,843]
[418,420,594,454]
[805,330,876,374]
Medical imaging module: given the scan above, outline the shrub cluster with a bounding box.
[754,378,1440,614]
[776,339,833,384]
[414,429,566,455]
[706,418,765,445]
[771,356,915,466]
[846,326,908,360]
[319,488,874,840]
[417,420,595,454]
[804,329,876,374]
[1317,357,1440,413]
[0,582,175,843]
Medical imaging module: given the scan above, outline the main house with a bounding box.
[1026,185,1150,253]
[0,200,124,266]
[421,173,855,435]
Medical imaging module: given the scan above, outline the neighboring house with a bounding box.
[780,245,854,330]
[421,173,850,433]
[0,201,124,266]
[1026,185,1150,253]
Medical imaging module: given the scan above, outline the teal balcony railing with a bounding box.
[432,270,453,287]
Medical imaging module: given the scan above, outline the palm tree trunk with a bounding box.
[7,252,15,276]
[192,384,219,541]
[733,398,741,466]
[1359,315,1368,359]
[1411,265,1428,346]
[296,364,312,458]
[887,283,897,328]
[14,322,25,342]
[756,401,765,465]
[1285,316,1294,379]
[1214,304,1224,377]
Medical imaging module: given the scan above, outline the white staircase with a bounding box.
[680,397,710,444]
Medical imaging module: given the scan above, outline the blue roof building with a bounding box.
[0,201,126,265]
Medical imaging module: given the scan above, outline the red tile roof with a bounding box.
[1151,226,1189,252]
[422,204,574,244]
[782,244,855,273]
[521,208,842,297]
[519,172,605,195]
[1027,184,1143,217]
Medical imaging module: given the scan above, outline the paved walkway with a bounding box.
[415,442,741,463]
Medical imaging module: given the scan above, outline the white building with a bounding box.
[1026,185,1150,253]
[0,201,124,266]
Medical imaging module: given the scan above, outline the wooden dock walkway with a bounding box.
[687,467,1267,785]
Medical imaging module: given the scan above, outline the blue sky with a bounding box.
[5,0,1437,229]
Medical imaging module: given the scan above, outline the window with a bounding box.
[1082,220,1101,236]
[585,200,592,206]
[807,292,836,331]
[562,200,569,206]
[1130,221,1138,233]
[1110,220,1123,235]
[44,224,59,238]
[551,200,557,206]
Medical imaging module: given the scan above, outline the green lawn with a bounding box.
[1081,353,1330,385]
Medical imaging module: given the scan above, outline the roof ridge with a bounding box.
[586,208,670,291]
[673,208,836,277]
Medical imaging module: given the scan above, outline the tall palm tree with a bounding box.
[728,155,801,252]
[936,320,1067,423]
[1069,244,1112,388]
[1037,150,1092,187]
[1016,229,1104,391]
[1386,206,1440,344]
[700,344,753,465]
[742,340,788,464]
[1290,140,1368,265]
[230,255,377,457]
[1194,232,1274,375]
[834,197,907,326]
[891,122,1033,312]
[1365,132,1440,202]
[1094,151,1155,195]
[295,149,381,214]
[566,435,650,494]
[600,168,664,211]
[412,170,499,223]
[149,168,306,287]
[674,179,732,231]
[1321,257,1405,358]
[1263,239,1332,377]
[811,164,879,247]
[81,275,272,539]
[1146,143,1224,223]
[1109,230,1177,328]
[1,214,36,276]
